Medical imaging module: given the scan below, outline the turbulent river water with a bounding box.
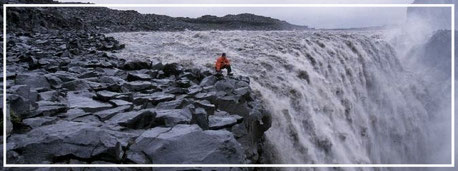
[108,30,451,167]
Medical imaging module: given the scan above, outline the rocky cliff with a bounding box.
[3,31,271,164]
[1,0,274,165]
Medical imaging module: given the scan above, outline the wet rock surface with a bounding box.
[4,31,271,164]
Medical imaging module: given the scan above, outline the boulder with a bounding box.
[107,109,156,129]
[162,63,182,76]
[126,124,244,164]
[7,121,133,164]
[191,107,209,130]
[194,100,216,115]
[122,59,151,70]
[199,75,217,87]
[155,108,192,127]
[215,79,236,92]
[215,96,250,116]
[38,90,63,102]
[15,73,51,89]
[8,86,38,118]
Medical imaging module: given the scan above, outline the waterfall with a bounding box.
[108,30,448,165]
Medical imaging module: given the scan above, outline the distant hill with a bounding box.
[3,0,309,33]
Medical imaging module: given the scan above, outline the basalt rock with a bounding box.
[5,30,271,165]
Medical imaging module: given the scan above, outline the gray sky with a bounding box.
[58,0,415,29]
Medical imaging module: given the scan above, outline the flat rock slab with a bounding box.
[22,116,57,129]
[67,92,113,113]
[209,115,242,130]
[34,101,68,117]
[7,121,134,164]
[133,92,175,105]
[96,90,121,101]
[126,124,244,164]
[109,99,132,107]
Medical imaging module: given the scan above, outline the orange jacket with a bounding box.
[215,56,230,71]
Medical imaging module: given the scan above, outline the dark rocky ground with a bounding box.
[2,31,271,165]
[0,0,281,169]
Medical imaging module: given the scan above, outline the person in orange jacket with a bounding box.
[215,53,232,76]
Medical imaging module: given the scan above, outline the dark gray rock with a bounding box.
[162,63,182,76]
[163,87,188,94]
[194,91,217,103]
[47,72,78,82]
[62,108,88,121]
[215,79,236,92]
[109,99,132,107]
[7,121,133,164]
[123,81,154,91]
[194,100,216,115]
[155,108,192,127]
[127,73,152,81]
[9,85,39,118]
[15,73,51,89]
[126,124,244,164]
[122,59,151,70]
[73,115,103,124]
[38,90,63,102]
[67,92,113,113]
[34,101,68,117]
[22,116,57,129]
[96,90,121,101]
[107,109,156,129]
[209,115,242,130]
[133,92,175,106]
[78,71,100,78]
[215,96,250,116]
[94,105,131,121]
[62,79,90,91]
[187,85,202,96]
[191,107,209,130]
[200,75,217,87]
[156,98,188,109]
[45,74,64,89]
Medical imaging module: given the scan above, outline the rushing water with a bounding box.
[108,30,450,166]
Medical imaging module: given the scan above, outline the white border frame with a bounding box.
[2,3,455,168]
